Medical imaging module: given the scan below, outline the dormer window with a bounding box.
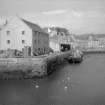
[7,30,10,35]
[22,31,25,35]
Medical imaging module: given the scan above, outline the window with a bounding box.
[35,31,39,35]
[22,31,25,35]
[38,39,40,44]
[38,48,40,51]
[39,32,40,34]
[7,40,10,44]
[22,40,25,44]
[34,40,37,44]
[7,31,10,35]
[34,31,37,34]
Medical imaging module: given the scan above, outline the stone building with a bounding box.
[49,36,60,52]
[0,17,49,56]
[49,35,75,52]
[74,34,105,51]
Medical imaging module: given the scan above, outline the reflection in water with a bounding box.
[0,54,105,105]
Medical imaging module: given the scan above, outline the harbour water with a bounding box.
[0,53,105,105]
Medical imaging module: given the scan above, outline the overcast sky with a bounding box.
[0,0,105,34]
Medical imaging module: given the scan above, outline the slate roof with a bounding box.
[21,18,47,34]
[0,17,48,35]
[43,27,70,35]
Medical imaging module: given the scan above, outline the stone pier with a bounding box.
[0,51,72,79]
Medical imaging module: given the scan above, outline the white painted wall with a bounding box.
[0,17,32,51]
[49,41,60,52]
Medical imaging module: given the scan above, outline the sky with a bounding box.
[0,0,105,34]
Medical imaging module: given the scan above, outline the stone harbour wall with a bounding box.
[0,51,72,79]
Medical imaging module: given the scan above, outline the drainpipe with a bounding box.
[31,31,34,56]
[0,28,1,51]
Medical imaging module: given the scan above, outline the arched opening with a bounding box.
[60,44,71,52]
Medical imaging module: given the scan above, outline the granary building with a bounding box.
[0,17,49,56]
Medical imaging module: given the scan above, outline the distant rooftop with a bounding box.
[74,34,105,41]
[43,26,70,35]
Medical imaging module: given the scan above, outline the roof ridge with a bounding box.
[21,18,41,27]
[20,18,46,33]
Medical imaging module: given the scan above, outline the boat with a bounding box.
[67,49,83,63]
